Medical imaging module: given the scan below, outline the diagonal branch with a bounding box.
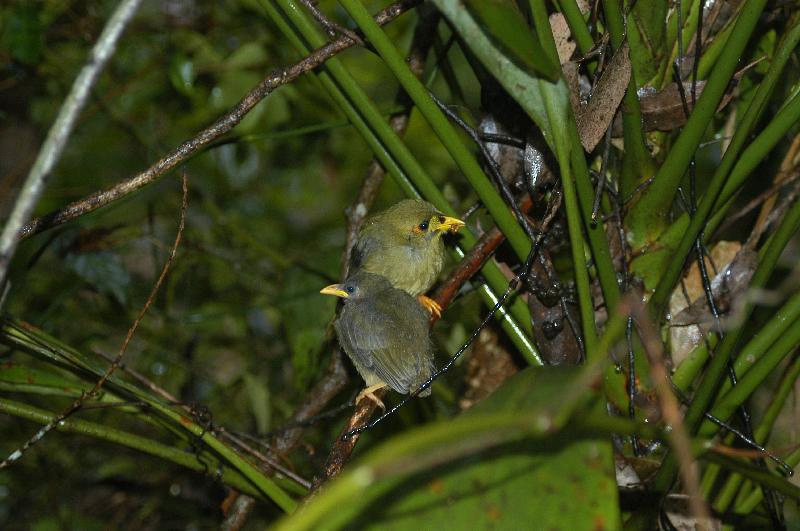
[17,0,421,242]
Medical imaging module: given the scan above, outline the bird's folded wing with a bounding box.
[349,232,379,271]
[338,299,428,394]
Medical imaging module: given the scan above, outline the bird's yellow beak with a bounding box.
[320,284,349,298]
[435,216,465,234]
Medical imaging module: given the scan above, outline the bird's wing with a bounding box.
[337,298,432,394]
[349,225,382,271]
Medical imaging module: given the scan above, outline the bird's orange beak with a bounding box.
[320,284,349,298]
[436,216,465,234]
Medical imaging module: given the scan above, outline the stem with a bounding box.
[651,175,800,494]
[0,397,269,498]
[601,0,653,198]
[270,0,539,361]
[337,0,533,263]
[650,15,800,314]
[628,0,769,247]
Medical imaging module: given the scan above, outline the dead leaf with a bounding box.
[575,41,631,152]
[549,13,575,65]
[459,328,519,410]
[668,241,757,365]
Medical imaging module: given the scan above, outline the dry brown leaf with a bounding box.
[575,41,631,152]
[668,241,747,365]
[459,328,519,410]
[549,13,575,65]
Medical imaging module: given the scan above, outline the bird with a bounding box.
[349,199,465,317]
[320,271,435,409]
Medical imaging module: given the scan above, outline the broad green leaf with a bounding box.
[277,367,620,530]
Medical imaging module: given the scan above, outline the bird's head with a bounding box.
[375,199,465,244]
[320,271,393,301]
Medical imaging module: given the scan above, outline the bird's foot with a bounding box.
[418,295,442,318]
[356,384,387,411]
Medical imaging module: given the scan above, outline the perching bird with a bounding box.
[350,199,465,316]
[320,271,434,408]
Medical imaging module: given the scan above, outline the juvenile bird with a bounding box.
[320,271,434,408]
[350,199,465,316]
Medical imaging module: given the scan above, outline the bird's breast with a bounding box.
[363,240,444,295]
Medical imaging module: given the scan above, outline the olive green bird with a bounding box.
[320,271,434,408]
[350,199,465,317]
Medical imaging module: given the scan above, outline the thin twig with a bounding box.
[0,0,143,287]
[18,0,421,241]
[0,172,188,469]
[298,0,365,45]
[630,303,712,527]
[716,170,800,237]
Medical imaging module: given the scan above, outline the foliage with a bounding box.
[1,0,799,529]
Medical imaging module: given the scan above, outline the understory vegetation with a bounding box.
[1,0,799,529]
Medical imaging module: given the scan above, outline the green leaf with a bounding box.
[0,362,83,396]
[433,0,565,147]
[626,0,667,86]
[277,367,621,530]
[168,54,196,97]
[463,0,561,81]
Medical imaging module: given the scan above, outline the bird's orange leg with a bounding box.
[417,295,442,318]
[356,383,388,410]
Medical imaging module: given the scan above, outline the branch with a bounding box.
[269,6,438,461]
[313,191,562,487]
[0,0,143,286]
[431,195,533,320]
[17,0,421,241]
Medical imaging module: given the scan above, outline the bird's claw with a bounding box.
[418,295,442,318]
[356,385,387,411]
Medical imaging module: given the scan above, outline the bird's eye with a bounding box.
[418,220,429,231]
[346,285,355,294]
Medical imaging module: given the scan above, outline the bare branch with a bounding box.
[17,0,421,241]
[0,0,143,286]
